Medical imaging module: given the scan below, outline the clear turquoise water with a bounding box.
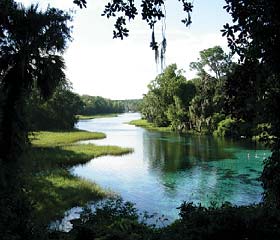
[72,113,269,222]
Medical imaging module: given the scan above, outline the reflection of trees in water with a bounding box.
[143,131,236,173]
[142,131,262,203]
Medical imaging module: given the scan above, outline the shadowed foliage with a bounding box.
[0,1,72,238]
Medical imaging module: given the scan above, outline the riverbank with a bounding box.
[128,119,172,132]
[49,114,278,240]
[76,113,119,120]
[129,119,268,139]
[25,130,133,225]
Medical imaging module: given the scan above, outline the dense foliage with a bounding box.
[80,95,141,115]
[0,1,72,238]
[141,64,196,130]
[222,0,280,207]
[80,95,124,115]
[141,44,277,143]
[27,87,83,131]
[25,91,141,131]
[51,198,280,240]
[141,47,238,135]
[0,0,71,160]
[52,198,156,240]
[121,99,142,112]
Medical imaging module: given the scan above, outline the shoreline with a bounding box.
[76,113,119,120]
[25,129,133,225]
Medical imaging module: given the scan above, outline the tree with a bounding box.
[222,0,280,206]
[142,90,168,126]
[224,61,262,123]
[27,88,83,131]
[0,1,72,238]
[190,46,233,80]
[167,82,196,131]
[80,95,125,115]
[0,1,71,161]
[188,46,234,133]
[141,64,196,129]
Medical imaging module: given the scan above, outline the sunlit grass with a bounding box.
[28,144,133,170]
[29,169,110,223]
[129,119,171,132]
[63,144,132,159]
[76,113,118,120]
[30,130,106,147]
[26,130,133,225]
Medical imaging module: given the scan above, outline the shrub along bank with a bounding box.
[50,198,280,240]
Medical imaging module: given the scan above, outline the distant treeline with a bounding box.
[80,95,141,115]
[27,88,141,131]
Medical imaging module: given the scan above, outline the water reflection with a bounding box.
[140,118,268,208]
[143,132,242,173]
[72,113,269,222]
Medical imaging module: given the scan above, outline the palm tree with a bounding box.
[0,0,71,162]
[0,1,72,238]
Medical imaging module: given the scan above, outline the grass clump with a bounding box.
[129,119,171,132]
[25,130,133,225]
[30,130,106,147]
[28,169,108,223]
[28,144,132,170]
[76,114,118,120]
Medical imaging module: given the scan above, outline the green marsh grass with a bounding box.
[26,130,133,224]
[76,113,118,120]
[129,119,171,132]
[30,130,106,147]
[28,169,109,222]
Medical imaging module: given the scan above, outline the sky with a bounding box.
[18,0,232,100]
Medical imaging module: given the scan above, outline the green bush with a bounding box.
[50,199,280,240]
[210,113,226,132]
[160,202,280,240]
[51,198,157,240]
[213,117,239,137]
[212,117,252,138]
[253,123,276,145]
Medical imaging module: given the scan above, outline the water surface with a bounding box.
[73,113,269,222]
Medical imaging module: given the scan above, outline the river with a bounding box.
[54,113,269,229]
[69,113,269,222]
